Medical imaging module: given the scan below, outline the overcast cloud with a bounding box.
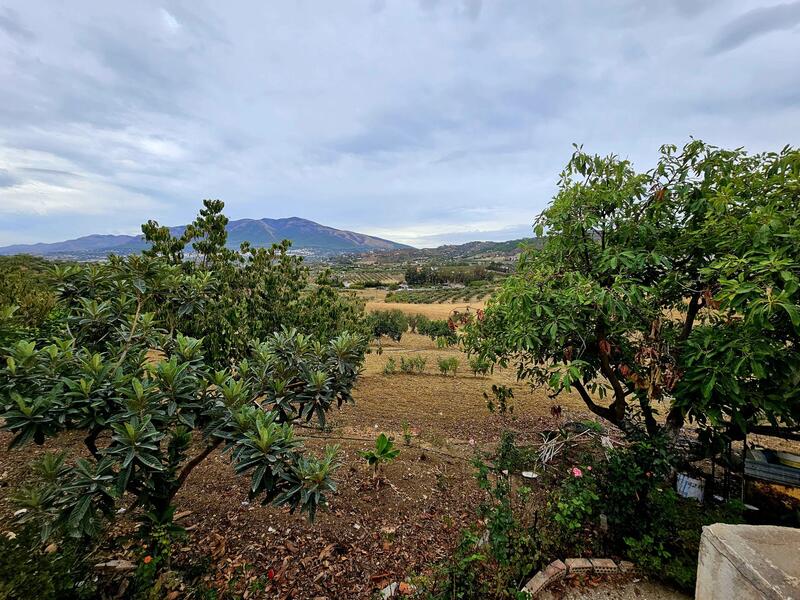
[0,1,798,247]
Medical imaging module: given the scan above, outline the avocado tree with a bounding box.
[1,202,367,555]
[465,142,800,441]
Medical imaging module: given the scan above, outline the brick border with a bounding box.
[521,558,634,597]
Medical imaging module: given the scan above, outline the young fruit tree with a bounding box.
[465,142,800,442]
[0,201,367,558]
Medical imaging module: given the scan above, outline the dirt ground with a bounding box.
[0,329,603,599]
[540,578,690,600]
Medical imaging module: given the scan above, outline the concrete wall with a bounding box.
[696,524,800,599]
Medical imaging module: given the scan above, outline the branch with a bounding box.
[598,352,628,422]
[679,291,703,342]
[668,290,706,431]
[113,297,144,371]
[573,381,618,425]
[84,427,102,460]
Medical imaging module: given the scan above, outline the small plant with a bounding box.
[383,357,397,375]
[551,465,600,554]
[469,356,491,377]
[402,420,413,445]
[360,433,400,479]
[484,384,514,414]
[437,357,459,376]
[400,355,426,374]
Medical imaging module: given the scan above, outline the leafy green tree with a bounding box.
[466,141,800,440]
[1,202,368,560]
[368,309,409,342]
[139,199,366,365]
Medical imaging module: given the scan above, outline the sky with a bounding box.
[0,1,799,248]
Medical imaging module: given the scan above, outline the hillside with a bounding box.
[367,237,544,263]
[0,217,409,259]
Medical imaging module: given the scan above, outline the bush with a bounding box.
[469,356,491,376]
[420,434,745,598]
[399,355,426,374]
[437,357,459,376]
[383,357,397,375]
[484,384,514,414]
[0,524,94,600]
[0,201,368,582]
[418,318,456,343]
[368,310,408,342]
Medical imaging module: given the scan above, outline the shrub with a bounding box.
[0,201,368,581]
[399,355,426,374]
[383,357,397,375]
[437,357,459,376]
[418,318,456,343]
[484,384,514,414]
[368,310,408,342]
[469,356,491,376]
[0,524,94,600]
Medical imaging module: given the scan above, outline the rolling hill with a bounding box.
[0,217,410,259]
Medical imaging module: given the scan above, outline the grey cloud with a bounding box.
[710,2,800,54]
[0,8,33,41]
[0,169,18,188]
[0,1,797,246]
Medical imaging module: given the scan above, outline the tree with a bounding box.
[465,141,800,441]
[368,309,409,342]
[1,202,367,556]
[140,199,366,365]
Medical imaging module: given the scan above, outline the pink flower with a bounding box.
[571,467,583,478]
[587,466,592,471]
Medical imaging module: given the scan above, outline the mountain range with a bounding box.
[0,217,410,259]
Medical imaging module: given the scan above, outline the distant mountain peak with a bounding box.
[0,217,410,259]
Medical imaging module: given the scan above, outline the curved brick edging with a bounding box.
[521,558,634,597]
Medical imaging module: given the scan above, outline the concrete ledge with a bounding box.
[696,524,800,600]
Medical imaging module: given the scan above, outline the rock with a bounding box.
[477,529,490,548]
[380,582,399,598]
[696,523,800,600]
[521,471,538,479]
[95,559,136,571]
[45,543,58,554]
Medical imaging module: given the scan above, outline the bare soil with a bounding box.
[0,331,598,599]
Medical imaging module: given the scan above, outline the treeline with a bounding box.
[367,309,457,344]
[404,264,493,285]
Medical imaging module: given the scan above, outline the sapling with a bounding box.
[359,433,400,479]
